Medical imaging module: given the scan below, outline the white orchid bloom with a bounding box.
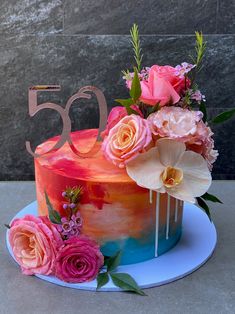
[126,138,212,203]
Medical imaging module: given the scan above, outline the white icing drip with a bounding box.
[149,189,153,204]
[155,192,160,257]
[175,198,178,222]
[166,194,171,240]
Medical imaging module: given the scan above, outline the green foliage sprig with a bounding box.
[130,24,143,72]
[115,67,141,115]
[45,191,62,224]
[96,251,146,296]
[196,192,223,221]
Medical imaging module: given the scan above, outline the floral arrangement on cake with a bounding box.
[6,24,235,295]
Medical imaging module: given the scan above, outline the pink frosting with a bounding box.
[54,236,104,283]
[9,215,62,275]
[102,114,152,168]
[132,65,188,106]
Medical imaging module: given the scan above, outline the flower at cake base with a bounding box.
[148,106,203,139]
[8,215,62,276]
[54,235,104,283]
[126,138,212,203]
[102,114,152,168]
[128,65,189,106]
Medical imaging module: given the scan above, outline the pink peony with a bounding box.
[102,114,152,168]
[128,65,189,106]
[148,106,202,139]
[186,121,218,170]
[9,215,62,276]
[54,236,104,283]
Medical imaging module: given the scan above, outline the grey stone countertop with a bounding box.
[0,181,234,314]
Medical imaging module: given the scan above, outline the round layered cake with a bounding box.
[35,129,183,265]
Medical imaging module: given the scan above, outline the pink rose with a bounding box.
[54,236,104,283]
[9,215,62,275]
[137,65,188,106]
[101,106,144,138]
[102,114,152,168]
[101,106,127,138]
[148,106,202,139]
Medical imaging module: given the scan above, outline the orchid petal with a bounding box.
[166,181,196,203]
[175,151,212,196]
[126,147,165,190]
[157,139,186,167]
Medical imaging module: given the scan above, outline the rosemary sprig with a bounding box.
[189,31,206,86]
[130,24,143,72]
[190,31,206,72]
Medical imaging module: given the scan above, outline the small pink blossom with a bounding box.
[56,212,82,239]
[102,114,152,168]
[54,236,104,283]
[9,215,62,276]
[191,90,206,102]
[175,62,196,78]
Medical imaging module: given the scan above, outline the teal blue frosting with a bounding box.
[101,226,182,265]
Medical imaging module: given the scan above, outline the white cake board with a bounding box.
[6,201,216,291]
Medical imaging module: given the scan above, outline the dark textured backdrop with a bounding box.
[0,0,234,180]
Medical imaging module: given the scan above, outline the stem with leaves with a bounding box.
[96,251,146,296]
[130,24,143,72]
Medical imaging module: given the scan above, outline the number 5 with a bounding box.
[26,85,108,158]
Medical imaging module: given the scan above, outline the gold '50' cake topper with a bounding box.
[26,85,108,158]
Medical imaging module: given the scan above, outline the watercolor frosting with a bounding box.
[35,129,184,265]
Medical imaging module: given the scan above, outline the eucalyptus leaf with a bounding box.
[130,68,141,101]
[106,250,122,272]
[110,273,146,296]
[201,192,223,204]
[199,102,207,122]
[196,197,212,222]
[96,272,109,290]
[45,191,61,224]
[211,109,235,124]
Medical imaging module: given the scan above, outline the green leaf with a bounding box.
[4,223,11,229]
[130,68,141,102]
[96,272,109,290]
[201,192,223,204]
[110,273,146,296]
[199,102,207,122]
[45,191,61,224]
[106,250,122,272]
[211,109,235,124]
[196,197,212,222]
[115,98,138,115]
[115,98,133,107]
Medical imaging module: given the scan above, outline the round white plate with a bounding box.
[6,201,216,291]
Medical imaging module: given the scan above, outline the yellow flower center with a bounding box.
[162,166,183,188]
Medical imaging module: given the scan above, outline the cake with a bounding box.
[7,25,229,294]
[35,129,184,265]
